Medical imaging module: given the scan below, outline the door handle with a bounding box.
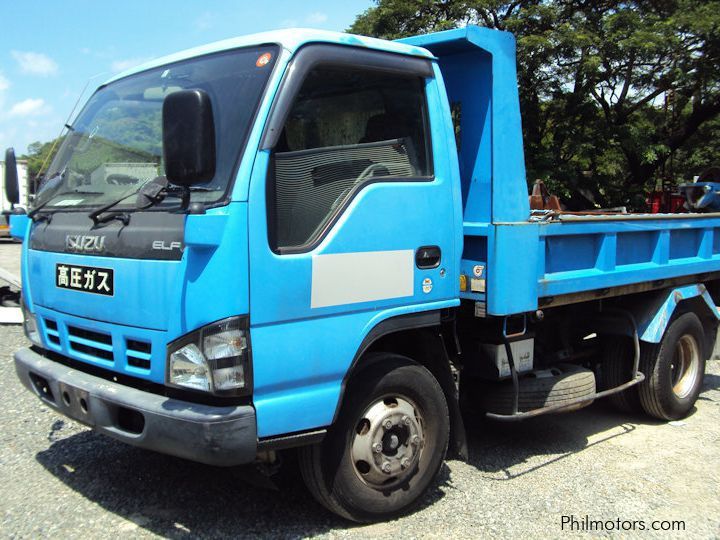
[415,245,441,269]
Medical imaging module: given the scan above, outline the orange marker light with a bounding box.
[256,52,272,67]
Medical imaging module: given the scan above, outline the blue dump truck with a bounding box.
[5,26,720,522]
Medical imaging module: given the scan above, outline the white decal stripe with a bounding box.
[311,250,414,308]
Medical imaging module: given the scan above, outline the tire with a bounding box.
[481,363,596,415]
[298,354,449,523]
[597,336,642,413]
[638,312,706,420]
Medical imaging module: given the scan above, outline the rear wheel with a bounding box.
[639,312,706,420]
[299,354,449,522]
[598,336,642,413]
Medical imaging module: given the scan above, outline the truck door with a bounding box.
[247,45,461,437]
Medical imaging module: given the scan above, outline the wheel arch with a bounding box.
[331,310,468,459]
[630,284,719,346]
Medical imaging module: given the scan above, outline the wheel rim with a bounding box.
[350,395,425,489]
[670,334,701,399]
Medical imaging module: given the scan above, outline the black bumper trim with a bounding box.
[14,347,257,466]
[257,428,327,451]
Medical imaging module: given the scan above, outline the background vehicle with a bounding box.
[7,26,720,522]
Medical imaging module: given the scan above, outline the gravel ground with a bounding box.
[1,321,719,539]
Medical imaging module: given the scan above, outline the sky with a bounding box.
[0,0,373,155]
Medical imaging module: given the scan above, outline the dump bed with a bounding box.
[459,213,720,316]
[400,27,720,316]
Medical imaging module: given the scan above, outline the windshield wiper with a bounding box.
[88,189,142,226]
[88,176,213,225]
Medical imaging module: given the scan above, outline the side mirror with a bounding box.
[162,89,216,186]
[4,148,19,206]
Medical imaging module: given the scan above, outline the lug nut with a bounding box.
[382,462,392,473]
[384,420,393,430]
[373,442,383,454]
[402,416,412,426]
[400,458,410,469]
[411,435,420,445]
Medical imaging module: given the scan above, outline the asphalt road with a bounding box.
[1,241,719,538]
[0,239,20,281]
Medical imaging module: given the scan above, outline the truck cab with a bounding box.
[9,27,719,522]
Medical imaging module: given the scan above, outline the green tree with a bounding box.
[349,0,720,209]
[22,137,65,190]
[21,106,161,190]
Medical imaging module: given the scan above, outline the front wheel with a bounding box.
[299,354,449,522]
[639,312,706,420]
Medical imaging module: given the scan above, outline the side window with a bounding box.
[269,67,432,251]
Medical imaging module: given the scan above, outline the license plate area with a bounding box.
[56,263,114,296]
[57,381,94,425]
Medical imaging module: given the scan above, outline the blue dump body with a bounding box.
[9,25,720,521]
[402,27,720,317]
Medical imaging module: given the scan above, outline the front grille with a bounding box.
[126,339,152,370]
[68,325,112,346]
[71,341,114,361]
[39,316,155,373]
[127,339,151,354]
[43,318,60,346]
[68,325,114,363]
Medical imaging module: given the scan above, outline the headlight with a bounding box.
[21,300,42,347]
[168,343,209,392]
[167,317,251,395]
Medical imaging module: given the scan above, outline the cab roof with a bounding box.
[103,28,434,85]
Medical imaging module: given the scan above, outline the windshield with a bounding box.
[36,45,279,211]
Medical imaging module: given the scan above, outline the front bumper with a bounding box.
[14,347,257,466]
